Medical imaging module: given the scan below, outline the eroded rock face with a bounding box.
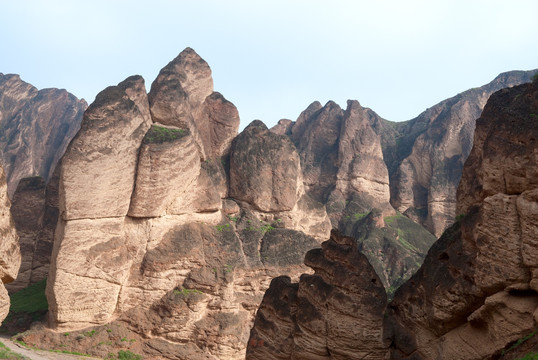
[246,230,387,360]
[59,76,152,220]
[128,126,199,217]
[44,49,328,360]
[230,121,300,212]
[0,73,86,197]
[390,70,537,237]
[291,101,342,203]
[0,164,20,323]
[149,48,239,159]
[386,78,538,360]
[334,100,391,207]
[5,177,46,293]
[287,99,432,290]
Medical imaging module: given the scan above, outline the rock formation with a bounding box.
[3,45,535,359]
[283,99,437,289]
[0,164,20,323]
[246,230,387,359]
[269,70,536,289]
[0,73,86,197]
[386,76,538,359]
[388,70,537,237]
[41,48,330,359]
[248,74,538,360]
[148,48,239,160]
[5,177,46,293]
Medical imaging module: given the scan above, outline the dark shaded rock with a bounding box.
[6,176,46,293]
[0,73,86,197]
[260,229,319,267]
[247,230,387,359]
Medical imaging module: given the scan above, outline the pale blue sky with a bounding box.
[1,0,537,129]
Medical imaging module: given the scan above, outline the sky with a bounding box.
[1,0,538,130]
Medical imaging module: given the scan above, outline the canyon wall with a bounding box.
[0,74,86,197]
[247,74,538,360]
[0,163,20,323]
[43,48,330,359]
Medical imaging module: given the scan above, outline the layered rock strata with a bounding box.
[0,73,86,197]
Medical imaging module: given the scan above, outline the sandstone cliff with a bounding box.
[0,73,86,197]
[4,47,536,359]
[280,99,437,289]
[0,163,20,323]
[271,70,535,289]
[37,48,331,359]
[388,70,537,237]
[386,76,538,359]
[248,75,538,360]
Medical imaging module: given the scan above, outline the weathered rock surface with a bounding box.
[291,101,342,203]
[149,48,239,159]
[230,121,300,212]
[128,125,199,217]
[14,45,534,360]
[333,100,391,209]
[246,230,387,359]
[0,73,86,197]
[389,70,537,237]
[385,77,538,359]
[42,49,329,360]
[0,164,20,323]
[5,176,46,293]
[59,76,152,220]
[286,99,434,289]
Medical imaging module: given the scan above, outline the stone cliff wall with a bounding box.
[248,76,538,360]
[389,70,537,237]
[386,77,538,359]
[44,48,330,360]
[0,73,86,197]
[0,164,20,323]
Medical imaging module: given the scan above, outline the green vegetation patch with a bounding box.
[173,288,203,296]
[504,329,538,355]
[0,341,27,359]
[517,353,538,360]
[117,350,143,360]
[9,279,48,314]
[383,212,405,225]
[143,125,187,144]
[353,212,368,221]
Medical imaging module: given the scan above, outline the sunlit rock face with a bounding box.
[0,73,86,197]
[0,163,20,324]
[148,47,239,160]
[44,48,329,360]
